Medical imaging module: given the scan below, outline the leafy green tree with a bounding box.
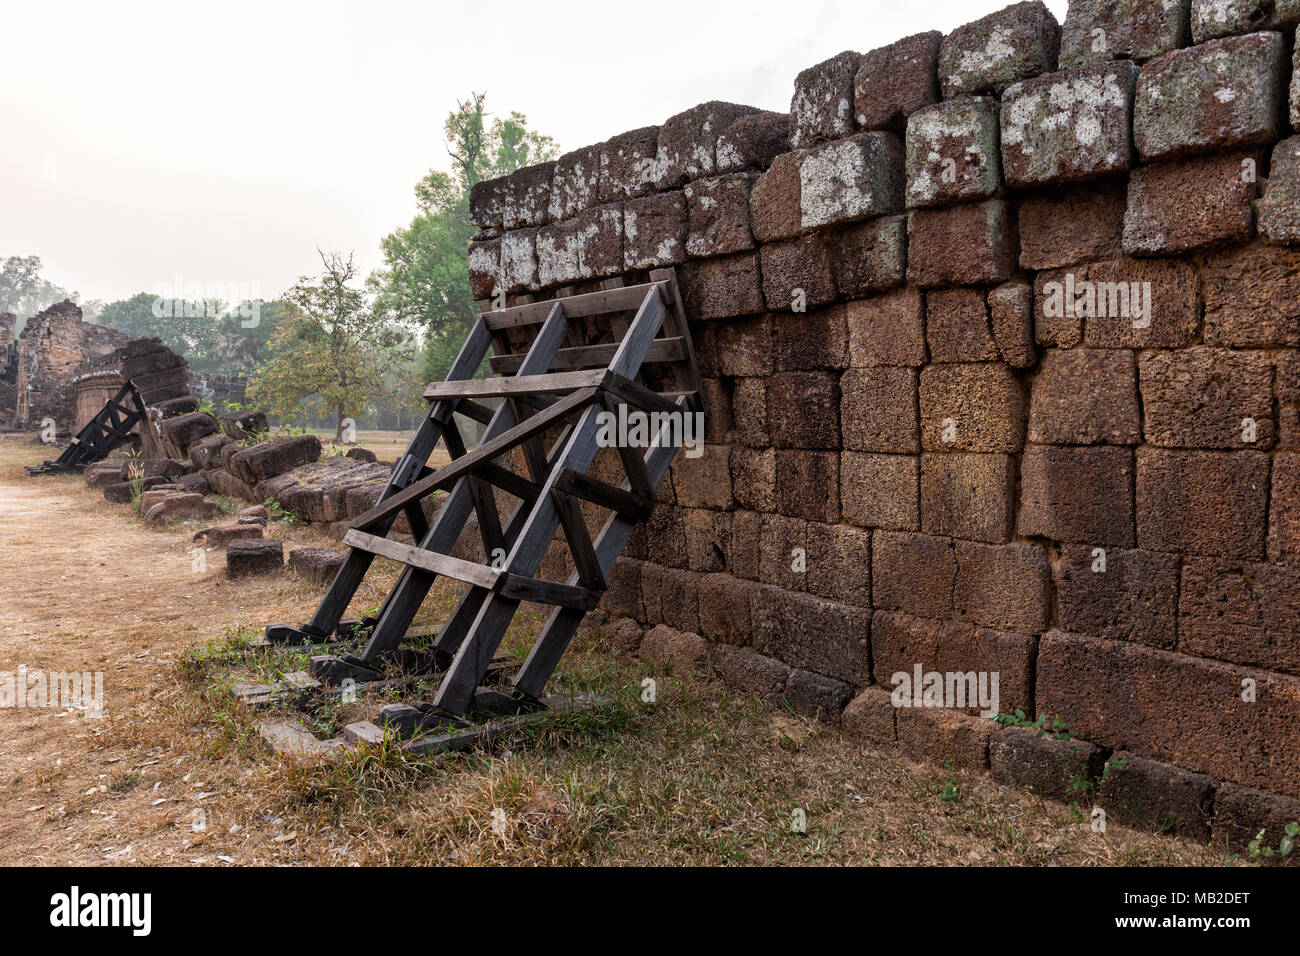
[0,255,81,323]
[249,251,416,440]
[369,93,557,383]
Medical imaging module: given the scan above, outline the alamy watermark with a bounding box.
[890,665,1000,718]
[150,274,261,328]
[0,666,104,715]
[1040,272,1152,329]
[594,406,705,459]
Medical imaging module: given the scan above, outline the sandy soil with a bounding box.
[0,435,389,864]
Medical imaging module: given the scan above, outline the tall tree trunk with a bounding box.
[335,403,345,442]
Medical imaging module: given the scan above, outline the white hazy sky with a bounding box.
[0,0,1068,306]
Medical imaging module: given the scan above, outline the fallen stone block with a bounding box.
[143,493,219,527]
[195,523,264,548]
[226,538,285,578]
[288,546,346,585]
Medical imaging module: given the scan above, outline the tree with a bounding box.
[0,255,81,323]
[249,251,416,440]
[368,94,557,383]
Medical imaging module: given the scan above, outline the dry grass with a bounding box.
[0,433,1245,866]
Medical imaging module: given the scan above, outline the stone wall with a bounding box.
[465,0,1300,843]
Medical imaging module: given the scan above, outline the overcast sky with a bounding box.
[0,0,1068,307]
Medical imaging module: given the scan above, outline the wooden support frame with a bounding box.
[265,274,705,719]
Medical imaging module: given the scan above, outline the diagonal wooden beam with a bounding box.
[350,385,600,531]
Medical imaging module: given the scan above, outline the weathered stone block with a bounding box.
[1270,452,1300,564]
[1029,349,1141,445]
[873,611,1036,714]
[684,173,756,257]
[1212,782,1300,850]
[1259,135,1300,243]
[896,707,994,772]
[784,669,854,722]
[1035,257,1200,349]
[500,229,538,293]
[715,111,790,174]
[731,378,769,448]
[730,512,761,582]
[1100,751,1216,840]
[1019,444,1135,546]
[1059,544,1178,648]
[830,215,907,298]
[671,444,733,510]
[774,306,847,371]
[1179,556,1300,672]
[730,446,776,512]
[467,238,500,301]
[789,50,863,148]
[536,204,623,285]
[713,644,787,696]
[1037,630,1300,799]
[657,101,760,189]
[640,624,709,673]
[622,192,685,270]
[925,287,999,363]
[919,363,1026,452]
[761,233,837,311]
[871,530,956,618]
[842,687,898,744]
[1203,242,1300,346]
[805,521,872,606]
[288,546,345,586]
[759,513,807,591]
[231,435,322,485]
[1001,60,1138,187]
[855,31,943,130]
[1060,0,1192,67]
[954,540,1051,634]
[1139,347,1274,449]
[847,288,926,367]
[598,126,659,202]
[1133,31,1286,161]
[683,508,732,573]
[921,453,1017,543]
[158,412,218,453]
[800,133,905,228]
[749,151,802,243]
[1123,152,1258,255]
[1192,0,1300,42]
[714,314,773,376]
[841,453,920,532]
[767,373,839,450]
[1018,179,1126,270]
[469,175,506,228]
[987,281,1037,368]
[548,143,602,221]
[905,96,1001,209]
[699,573,757,646]
[775,450,840,523]
[908,200,1017,287]
[841,366,919,453]
[679,252,765,320]
[501,161,555,229]
[990,727,1107,802]
[1136,448,1269,557]
[226,538,284,578]
[751,586,872,685]
[938,1,1062,98]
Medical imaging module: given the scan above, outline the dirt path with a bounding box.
[0,436,385,865]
